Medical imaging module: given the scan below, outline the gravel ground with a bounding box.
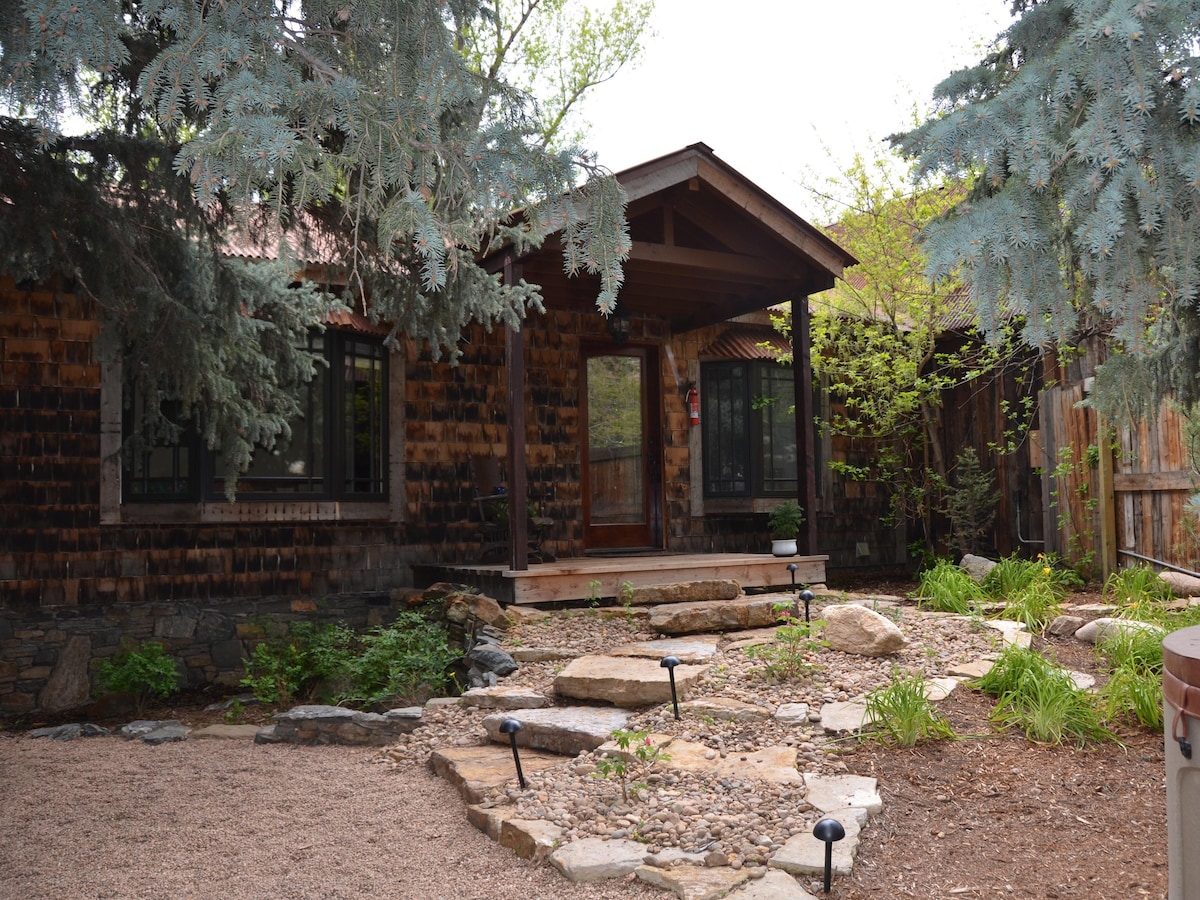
[0,594,1085,899]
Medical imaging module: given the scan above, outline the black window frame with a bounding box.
[700,360,798,499]
[123,328,388,503]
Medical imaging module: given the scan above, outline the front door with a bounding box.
[582,344,662,551]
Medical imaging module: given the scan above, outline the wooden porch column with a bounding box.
[504,256,529,571]
[792,296,819,556]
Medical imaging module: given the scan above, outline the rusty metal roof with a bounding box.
[699,325,791,360]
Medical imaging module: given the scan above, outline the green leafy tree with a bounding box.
[1,0,631,485]
[786,147,1034,542]
[462,0,654,149]
[893,0,1200,425]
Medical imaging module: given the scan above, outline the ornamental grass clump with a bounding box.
[976,644,1112,746]
[1096,625,1166,730]
[1105,565,1175,619]
[915,558,987,615]
[860,671,957,747]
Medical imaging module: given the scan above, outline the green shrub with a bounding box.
[242,614,459,707]
[861,671,957,747]
[915,559,987,615]
[95,640,180,715]
[340,612,460,706]
[744,604,823,681]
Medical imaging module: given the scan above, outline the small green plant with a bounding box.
[768,500,805,539]
[94,640,181,715]
[223,697,245,724]
[1096,625,1166,730]
[620,580,635,607]
[587,579,603,608]
[915,558,986,615]
[860,671,957,747]
[1105,565,1174,617]
[594,728,671,802]
[977,644,1112,745]
[997,576,1063,632]
[943,446,999,556]
[745,603,823,680]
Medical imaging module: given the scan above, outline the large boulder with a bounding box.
[960,554,997,583]
[822,604,907,657]
[1161,571,1200,597]
[554,655,706,706]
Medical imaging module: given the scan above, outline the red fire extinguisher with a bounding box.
[686,385,700,426]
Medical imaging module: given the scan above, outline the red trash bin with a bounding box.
[1164,625,1200,899]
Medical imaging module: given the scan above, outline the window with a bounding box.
[701,361,797,497]
[124,329,388,502]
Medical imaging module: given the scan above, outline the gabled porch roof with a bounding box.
[488,142,857,333]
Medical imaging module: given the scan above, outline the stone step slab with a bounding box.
[801,775,881,816]
[648,596,792,635]
[636,863,752,900]
[482,706,633,756]
[499,817,564,862]
[664,741,803,785]
[548,836,650,882]
[428,744,566,804]
[818,701,868,734]
[770,807,868,878]
[774,703,811,725]
[722,627,780,652]
[983,619,1033,648]
[629,580,743,606]
[729,869,819,899]
[608,636,721,664]
[459,686,552,710]
[190,724,263,740]
[680,697,773,723]
[554,655,706,707]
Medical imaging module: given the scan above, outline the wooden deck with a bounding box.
[416,553,827,606]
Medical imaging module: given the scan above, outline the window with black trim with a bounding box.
[701,361,797,497]
[124,329,388,502]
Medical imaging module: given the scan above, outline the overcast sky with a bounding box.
[580,0,1014,221]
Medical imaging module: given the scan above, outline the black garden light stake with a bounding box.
[799,589,815,624]
[660,655,681,720]
[786,563,799,616]
[812,817,846,893]
[499,718,526,789]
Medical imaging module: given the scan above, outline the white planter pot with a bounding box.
[771,539,798,558]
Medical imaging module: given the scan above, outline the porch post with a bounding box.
[792,296,818,556]
[504,256,529,571]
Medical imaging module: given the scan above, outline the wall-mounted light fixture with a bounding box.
[607,306,632,343]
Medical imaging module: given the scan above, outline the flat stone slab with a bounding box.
[482,706,633,755]
[666,741,802,784]
[190,724,263,740]
[771,807,868,878]
[924,676,959,702]
[549,836,649,882]
[649,596,790,635]
[680,697,772,723]
[629,580,743,606]
[270,704,420,745]
[459,686,552,709]
[609,636,720,664]
[428,745,566,804]
[554,655,706,707]
[499,817,564,861]
[636,863,751,899]
[983,620,1033,648]
[509,647,579,662]
[802,774,881,815]
[722,628,780,652]
[729,869,818,899]
[774,703,810,724]
[819,701,868,734]
[947,658,995,679]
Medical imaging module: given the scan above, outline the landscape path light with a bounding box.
[787,563,799,615]
[660,655,681,720]
[499,717,526,789]
[799,589,815,624]
[812,817,846,893]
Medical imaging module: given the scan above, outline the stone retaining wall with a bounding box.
[0,591,401,718]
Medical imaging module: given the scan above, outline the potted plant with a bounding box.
[768,500,805,557]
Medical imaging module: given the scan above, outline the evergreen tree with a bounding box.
[1,0,632,484]
[893,0,1200,422]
